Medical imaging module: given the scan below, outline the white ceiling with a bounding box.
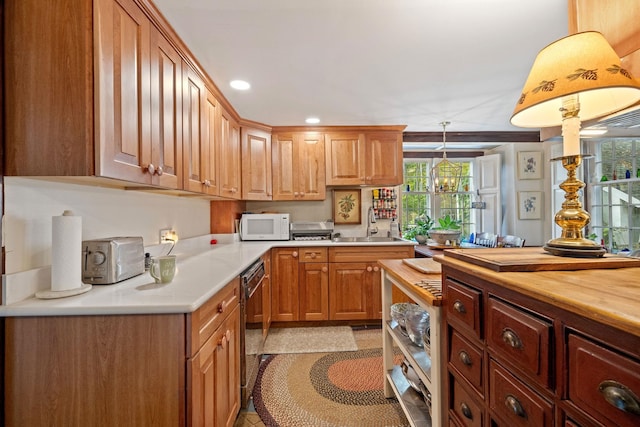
[153,0,568,139]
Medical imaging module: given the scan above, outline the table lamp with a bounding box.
[511,31,640,257]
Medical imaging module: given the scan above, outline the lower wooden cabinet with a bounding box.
[4,278,241,427]
[188,304,240,427]
[271,245,414,322]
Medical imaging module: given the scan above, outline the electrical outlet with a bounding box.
[159,228,172,243]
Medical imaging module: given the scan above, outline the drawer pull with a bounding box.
[459,350,472,366]
[598,380,640,415]
[505,394,526,418]
[453,300,466,314]
[501,328,523,350]
[460,402,473,419]
[217,302,225,313]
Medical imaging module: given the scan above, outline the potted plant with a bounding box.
[402,214,434,244]
[429,214,462,245]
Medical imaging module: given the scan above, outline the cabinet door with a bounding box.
[297,133,326,200]
[220,109,242,199]
[202,88,220,195]
[365,132,403,185]
[272,133,296,200]
[189,305,240,427]
[272,132,325,200]
[150,27,182,189]
[329,262,370,320]
[369,264,383,319]
[95,0,152,183]
[271,248,299,321]
[182,64,207,193]
[241,127,272,200]
[325,132,366,185]
[299,263,329,321]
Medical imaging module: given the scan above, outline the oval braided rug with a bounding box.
[252,348,409,427]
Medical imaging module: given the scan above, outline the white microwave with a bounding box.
[240,213,290,241]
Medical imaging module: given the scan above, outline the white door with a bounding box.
[476,153,501,234]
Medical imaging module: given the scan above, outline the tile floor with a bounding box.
[234,399,265,427]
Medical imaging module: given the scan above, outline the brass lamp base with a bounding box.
[544,155,605,258]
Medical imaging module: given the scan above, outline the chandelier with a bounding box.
[430,121,462,194]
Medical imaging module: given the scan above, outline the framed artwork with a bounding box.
[333,189,361,224]
[518,191,542,220]
[517,151,543,180]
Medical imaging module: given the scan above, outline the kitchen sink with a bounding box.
[332,236,407,243]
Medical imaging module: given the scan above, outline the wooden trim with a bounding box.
[403,151,486,159]
[403,131,540,143]
[272,125,407,133]
[239,118,272,132]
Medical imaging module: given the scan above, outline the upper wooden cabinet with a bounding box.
[272,132,326,200]
[569,0,640,78]
[241,123,273,200]
[220,109,242,199]
[325,127,405,186]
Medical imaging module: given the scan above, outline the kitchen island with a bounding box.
[437,247,640,427]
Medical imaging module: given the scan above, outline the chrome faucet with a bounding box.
[366,206,378,238]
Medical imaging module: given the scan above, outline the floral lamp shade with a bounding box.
[510,31,640,128]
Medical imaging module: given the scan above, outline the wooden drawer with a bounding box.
[298,247,328,263]
[450,374,484,427]
[449,329,484,394]
[568,334,640,427]
[487,298,552,389]
[445,278,482,340]
[489,359,553,427]
[328,245,414,263]
[187,277,240,357]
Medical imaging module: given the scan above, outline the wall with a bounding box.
[3,178,210,274]
[490,143,553,246]
[247,187,400,238]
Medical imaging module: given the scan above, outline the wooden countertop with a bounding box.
[436,248,640,339]
[378,258,443,307]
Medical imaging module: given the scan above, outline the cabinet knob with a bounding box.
[300,191,305,196]
[144,163,155,175]
[367,266,373,272]
[504,394,526,418]
[219,334,227,349]
[292,251,298,258]
[311,253,316,259]
[217,302,225,313]
[459,350,472,366]
[501,328,523,350]
[453,300,466,314]
[373,266,380,272]
[156,166,163,176]
[202,179,211,187]
[460,402,473,420]
[322,266,328,273]
[598,380,640,415]
[294,192,299,197]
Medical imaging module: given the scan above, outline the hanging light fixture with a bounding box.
[430,121,462,194]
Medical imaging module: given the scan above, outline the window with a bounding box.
[402,158,475,238]
[588,139,640,252]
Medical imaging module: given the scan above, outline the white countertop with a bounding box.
[0,235,415,317]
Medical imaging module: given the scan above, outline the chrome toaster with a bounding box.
[82,237,145,284]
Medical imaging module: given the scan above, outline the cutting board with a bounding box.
[402,258,442,274]
[443,247,640,272]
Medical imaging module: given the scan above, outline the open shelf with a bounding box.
[386,320,432,388]
[387,366,432,427]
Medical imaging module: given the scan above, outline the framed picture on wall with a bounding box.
[517,151,543,180]
[333,189,361,224]
[518,191,542,220]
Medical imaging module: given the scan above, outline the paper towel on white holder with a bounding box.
[36,210,92,299]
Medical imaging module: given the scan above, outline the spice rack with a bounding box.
[372,187,397,219]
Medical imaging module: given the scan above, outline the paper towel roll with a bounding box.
[51,210,83,292]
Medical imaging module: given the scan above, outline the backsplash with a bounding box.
[3,177,211,274]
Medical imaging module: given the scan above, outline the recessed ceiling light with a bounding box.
[230,80,250,90]
[305,117,320,124]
